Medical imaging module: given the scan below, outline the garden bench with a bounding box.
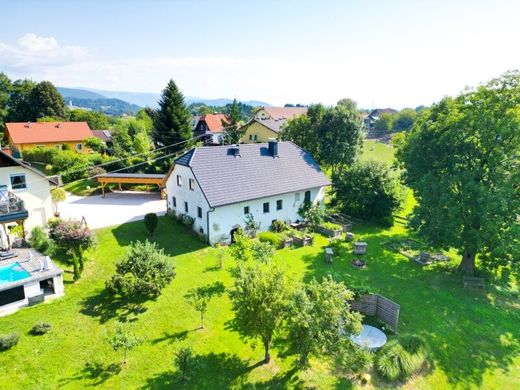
[463,276,485,288]
[325,247,334,263]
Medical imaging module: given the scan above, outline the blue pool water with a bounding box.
[0,262,31,285]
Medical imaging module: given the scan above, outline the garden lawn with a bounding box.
[0,217,518,389]
[361,139,395,165]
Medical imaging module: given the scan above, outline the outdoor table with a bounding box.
[350,324,387,351]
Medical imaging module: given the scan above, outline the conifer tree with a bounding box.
[152,79,192,151]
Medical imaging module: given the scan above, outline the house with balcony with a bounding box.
[4,121,95,157]
[0,150,56,240]
[165,140,330,245]
[193,113,231,144]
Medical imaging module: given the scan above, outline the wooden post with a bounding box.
[118,183,122,191]
[101,182,105,198]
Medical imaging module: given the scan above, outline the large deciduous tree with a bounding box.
[6,79,35,122]
[228,264,289,363]
[29,81,66,120]
[281,103,325,159]
[397,72,520,275]
[152,79,192,151]
[0,73,12,128]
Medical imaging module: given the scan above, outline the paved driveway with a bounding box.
[60,191,166,229]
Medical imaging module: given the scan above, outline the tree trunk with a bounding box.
[263,342,271,364]
[200,312,204,329]
[459,250,476,275]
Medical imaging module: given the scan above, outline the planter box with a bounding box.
[342,223,353,233]
[291,235,312,247]
[282,238,293,248]
[316,225,343,238]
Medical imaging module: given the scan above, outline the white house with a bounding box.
[0,151,56,239]
[165,140,331,245]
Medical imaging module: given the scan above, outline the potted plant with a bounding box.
[51,188,67,217]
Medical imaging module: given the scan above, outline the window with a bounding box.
[276,199,283,210]
[249,134,253,141]
[244,206,250,214]
[76,143,83,151]
[304,190,311,203]
[295,192,301,201]
[189,178,195,191]
[172,196,177,208]
[254,135,258,141]
[197,207,202,219]
[184,201,189,213]
[10,174,27,190]
[177,175,182,187]
[263,202,270,213]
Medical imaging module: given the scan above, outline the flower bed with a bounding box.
[315,221,343,238]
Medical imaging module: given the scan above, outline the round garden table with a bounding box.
[350,324,387,351]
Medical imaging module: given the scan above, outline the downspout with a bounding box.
[206,207,215,245]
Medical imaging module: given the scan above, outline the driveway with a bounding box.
[60,191,166,229]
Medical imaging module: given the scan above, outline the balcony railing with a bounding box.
[0,191,25,215]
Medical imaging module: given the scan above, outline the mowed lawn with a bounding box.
[0,217,518,389]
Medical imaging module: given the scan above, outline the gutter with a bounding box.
[206,207,215,245]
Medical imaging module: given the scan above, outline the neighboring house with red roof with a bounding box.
[193,113,231,144]
[4,122,95,157]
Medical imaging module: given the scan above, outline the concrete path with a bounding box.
[60,191,166,230]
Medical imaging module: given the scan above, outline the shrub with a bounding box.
[258,231,282,249]
[44,164,54,175]
[332,160,404,223]
[299,203,326,229]
[251,240,274,262]
[31,322,52,335]
[270,220,288,232]
[144,213,159,236]
[0,333,19,351]
[106,240,175,299]
[320,221,342,231]
[176,213,194,227]
[28,227,55,255]
[88,166,107,177]
[375,336,428,382]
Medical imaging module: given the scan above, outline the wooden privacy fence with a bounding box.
[350,294,400,331]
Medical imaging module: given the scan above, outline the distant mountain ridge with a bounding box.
[59,86,269,109]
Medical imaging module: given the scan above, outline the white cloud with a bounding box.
[1,34,518,108]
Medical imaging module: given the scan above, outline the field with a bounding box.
[0,216,518,389]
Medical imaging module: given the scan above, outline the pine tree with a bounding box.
[29,81,66,120]
[152,79,192,152]
[223,98,244,144]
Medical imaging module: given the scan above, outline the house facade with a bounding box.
[193,113,230,144]
[4,122,95,157]
[0,151,55,236]
[240,118,287,143]
[363,108,398,130]
[165,140,330,245]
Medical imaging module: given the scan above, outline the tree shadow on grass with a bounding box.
[141,352,262,389]
[151,329,196,345]
[298,229,520,388]
[80,287,149,324]
[59,360,121,387]
[111,216,208,257]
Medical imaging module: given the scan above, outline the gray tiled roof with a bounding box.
[175,142,330,207]
[256,118,287,133]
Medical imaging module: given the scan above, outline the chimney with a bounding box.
[268,138,279,157]
[231,144,240,157]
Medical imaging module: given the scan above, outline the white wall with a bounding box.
[0,166,53,233]
[208,186,326,245]
[165,164,211,236]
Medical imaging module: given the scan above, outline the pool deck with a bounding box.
[0,248,63,293]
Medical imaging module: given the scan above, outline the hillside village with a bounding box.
[0,2,519,388]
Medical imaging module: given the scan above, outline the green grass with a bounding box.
[0,217,518,389]
[64,179,160,196]
[361,139,395,165]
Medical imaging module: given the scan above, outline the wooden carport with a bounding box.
[96,173,166,199]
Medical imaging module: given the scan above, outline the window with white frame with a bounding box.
[76,143,83,151]
[10,174,27,190]
[189,178,195,191]
[177,175,182,187]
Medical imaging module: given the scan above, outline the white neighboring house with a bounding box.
[165,140,331,245]
[0,151,56,239]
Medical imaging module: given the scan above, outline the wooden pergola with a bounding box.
[96,173,166,199]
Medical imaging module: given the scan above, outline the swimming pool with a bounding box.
[0,262,31,285]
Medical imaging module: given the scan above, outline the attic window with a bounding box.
[189,178,195,191]
[177,175,182,187]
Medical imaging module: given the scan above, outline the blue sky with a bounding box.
[1,0,519,107]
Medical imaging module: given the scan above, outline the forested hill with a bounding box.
[64,97,141,115]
